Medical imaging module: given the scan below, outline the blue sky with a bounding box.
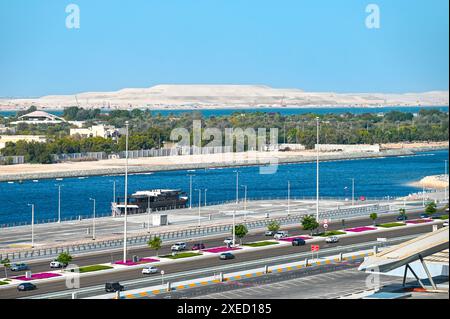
[0,0,448,97]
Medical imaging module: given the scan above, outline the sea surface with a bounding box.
[0,106,448,118]
[0,149,447,226]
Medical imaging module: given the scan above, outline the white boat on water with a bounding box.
[32,180,39,182]
[56,178,63,181]
[7,181,14,184]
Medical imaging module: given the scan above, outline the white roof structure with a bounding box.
[11,110,66,124]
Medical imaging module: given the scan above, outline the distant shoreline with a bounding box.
[0,145,447,182]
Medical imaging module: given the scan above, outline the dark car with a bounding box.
[192,243,206,250]
[292,238,306,246]
[219,253,235,260]
[105,282,125,293]
[420,213,429,219]
[396,215,408,221]
[17,283,36,292]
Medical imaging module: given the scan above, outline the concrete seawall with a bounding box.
[0,146,447,182]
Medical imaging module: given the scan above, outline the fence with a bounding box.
[52,152,107,162]
[0,203,390,262]
[0,155,24,165]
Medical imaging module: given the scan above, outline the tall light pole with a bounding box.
[241,185,247,211]
[287,181,290,216]
[112,180,116,203]
[204,189,208,207]
[28,204,34,248]
[56,184,62,223]
[147,194,151,233]
[89,198,96,240]
[195,189,201,227]
[123,121,129,263]
[232,209,236,247]
[422,181,425,207]
[234,171,239,204]
[351,178,355,206]
[316,117,320,222]
[445,160,448,202]
[188,174,194,209]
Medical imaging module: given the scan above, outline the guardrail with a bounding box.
[0,203,391,262]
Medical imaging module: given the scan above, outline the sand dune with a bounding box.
[0,85,448,110]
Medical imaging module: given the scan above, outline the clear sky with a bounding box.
[0,0,448,97]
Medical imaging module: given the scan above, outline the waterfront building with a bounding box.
[10,110,66,125]
[70,124,126,139]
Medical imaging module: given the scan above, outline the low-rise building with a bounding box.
[315,144,380,153]
[0,135,47,149]
[70,124,126,139]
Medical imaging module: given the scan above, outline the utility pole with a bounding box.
[56,184,62,223]
[123,121,129,263]
[351,178,355,206]
[232,209,236,247]
[234,171,239,204]
[147,194,151,233]
[316,117,320,222]
[204,189,208,207]
[445,160,448,202]
[89,198,96,240]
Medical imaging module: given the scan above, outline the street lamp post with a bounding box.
[123,121,129,263]
[232,209,236,247]
[241,185,247,219]
[445,160,448,202]
[234,171,239,204]
[195,189,201,227]
[316,117,320,222]
[188,174,194,209]
[89,198,96,240]
[28,204,34,248]
[351,178,355,206]
[287,181,290,216]
[56,184,62,223]
[147,194,151,233]
[204,189,208,207]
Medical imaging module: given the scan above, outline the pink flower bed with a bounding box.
[406,219,433,224]
[114,258,159,266]
[345,226,377,233]
[279,236,312,242]
[202,246,242,253]
[13,272,62,281]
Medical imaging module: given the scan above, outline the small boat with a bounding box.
[56,178,63,181]
[32,180,39,183]
[7,181,14,184]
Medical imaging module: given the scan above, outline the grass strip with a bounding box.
[318,230,347,237]
[162,252,203,259]
[243,241,279,247]
[377,222,406,228]
[78,265,114,273]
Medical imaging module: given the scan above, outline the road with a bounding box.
[0,220,442,299]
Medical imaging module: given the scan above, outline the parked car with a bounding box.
[49,260,67,269]
[219,253,235,260]
[17,282,36,292]
[105,282,125,293]
[10,263,29,272]
[291,238,306,246]
[223,238,234,246]
[396,215,408,221]
[325,236,340,244]
[192,243,206,250]
[265,230,275,236]
[274,231,289,240]
[142,266,158,275]
[420,213,429,219]
[443,221,449,227]
[171,242,187,251]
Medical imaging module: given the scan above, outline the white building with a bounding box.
[11,111,66,125]
[315,144,380,153]
[0,135,47,149]
[70,124,126,139]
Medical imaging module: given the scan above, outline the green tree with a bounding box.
[1,258,11,279]
[301,215,319,235]
[267,221,280,233]
[233,224,249,245]
[425,202,437,216]
[369,213,378,225]
[147,236,162,256]
[399,208,407,219]
[56,252,72,265]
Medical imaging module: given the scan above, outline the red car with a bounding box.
[192,243,206,250]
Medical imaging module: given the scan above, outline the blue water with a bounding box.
[0,106,448,118]
[0,149,448,225]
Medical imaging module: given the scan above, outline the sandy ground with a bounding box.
[0,141,447,180]
[410,175,449,190]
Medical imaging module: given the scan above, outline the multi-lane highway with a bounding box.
[0,209,444,299]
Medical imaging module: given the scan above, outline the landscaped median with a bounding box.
[0,217,445,290]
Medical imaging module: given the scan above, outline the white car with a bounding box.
[171,242,187,251]
[443,221,449,227]
[325,236,340,243]
[274,231,288,240]
[142,266,158,275]
[50,260,67,268]
[223,238,234,245]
